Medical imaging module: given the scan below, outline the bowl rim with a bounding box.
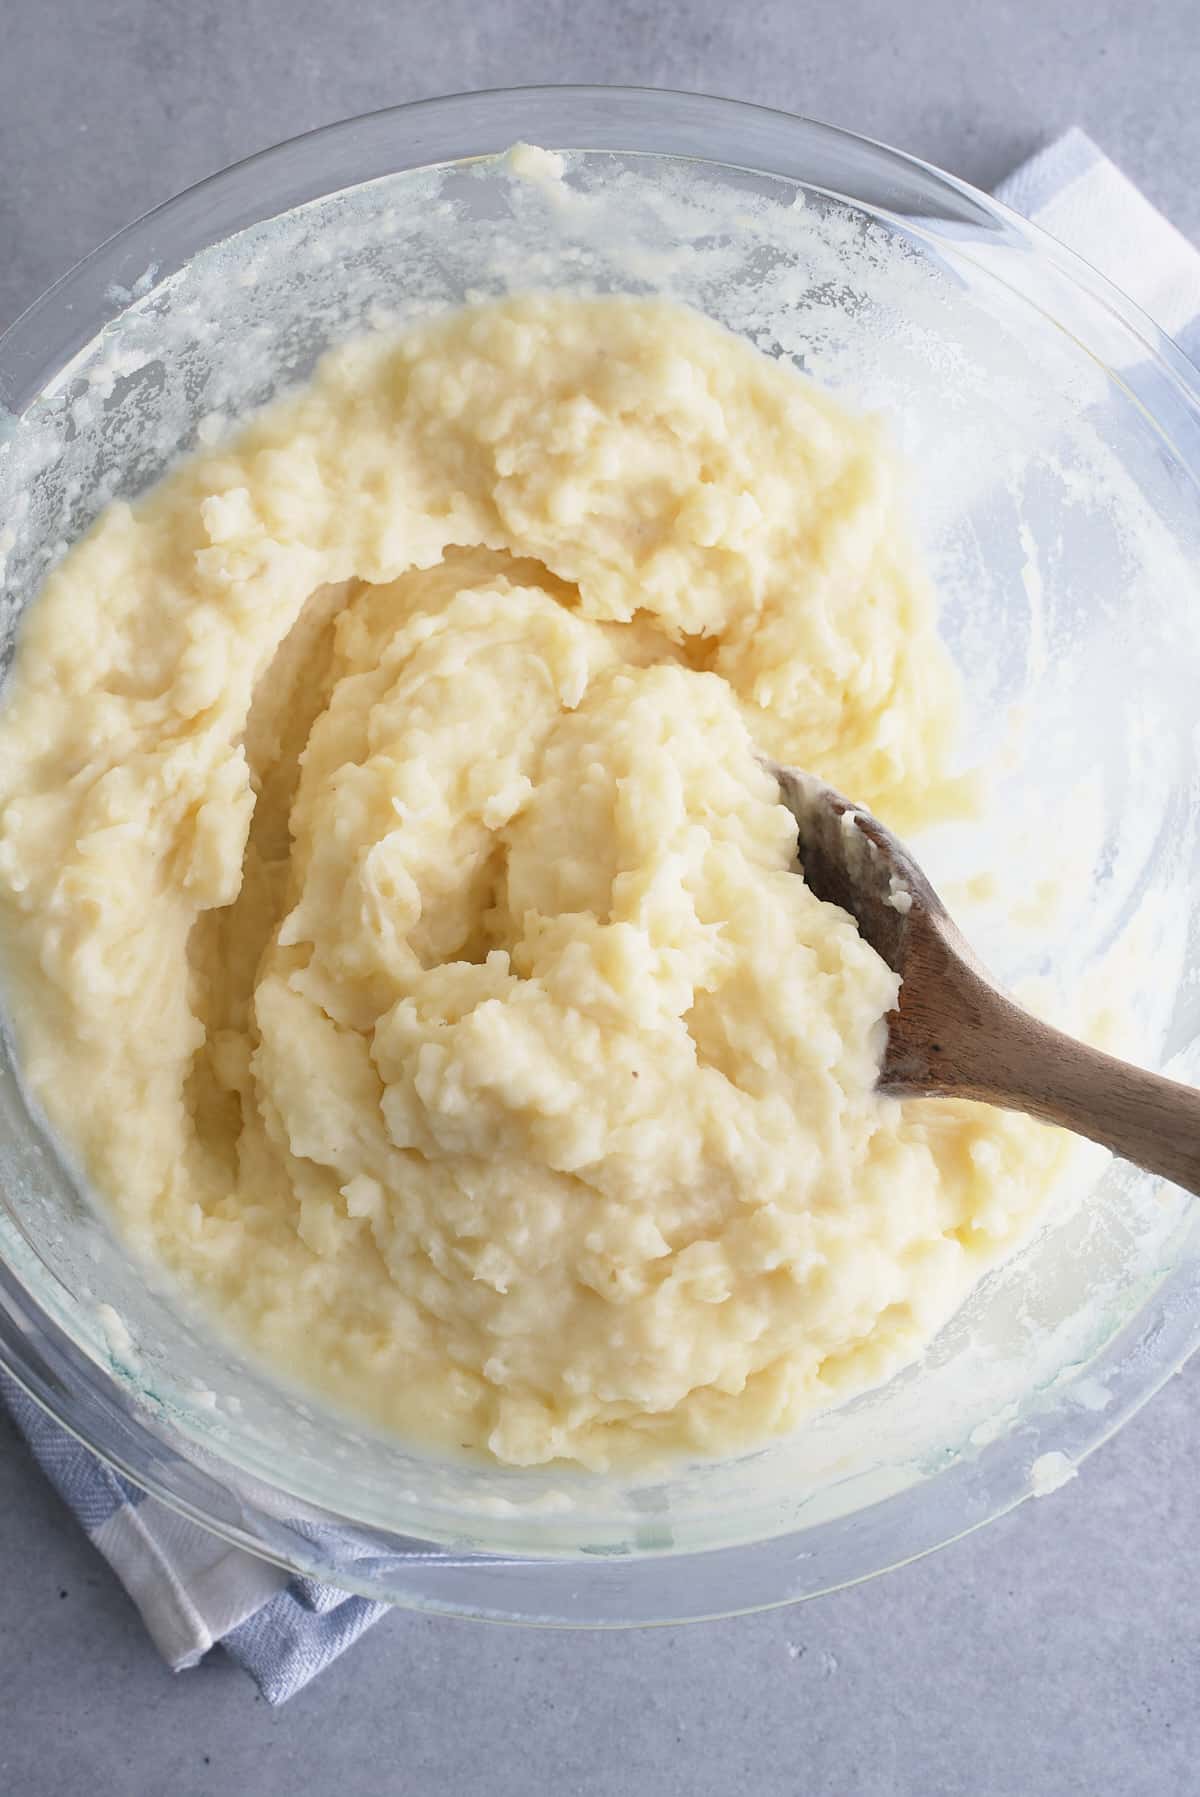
[2,82,1199,1624]
[5,83,1200,408]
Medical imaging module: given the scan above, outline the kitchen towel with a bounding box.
[2,127,1198,1707]
[0,1368,389,1703]
[996,126,1200,363]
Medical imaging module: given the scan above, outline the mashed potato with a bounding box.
[0,295,1067,1467]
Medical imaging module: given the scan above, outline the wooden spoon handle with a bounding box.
[965,1004,1200,1197]
[886,937,1200,1198]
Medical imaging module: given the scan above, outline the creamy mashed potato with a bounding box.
[0,295,1067,1467]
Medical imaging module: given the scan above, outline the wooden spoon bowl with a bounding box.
[773,764,1200,1197]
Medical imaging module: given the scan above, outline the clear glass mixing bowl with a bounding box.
[2,87,1199,1625]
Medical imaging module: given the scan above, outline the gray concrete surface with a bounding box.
[2,2,1199,1792]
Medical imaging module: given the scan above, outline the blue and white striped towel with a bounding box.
[2,129,1198,1706]
[0,1368,388,1702]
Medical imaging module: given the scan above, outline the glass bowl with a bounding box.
[2,87,1199,1625]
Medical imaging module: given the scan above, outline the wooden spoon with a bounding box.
[772,763,1200,1197]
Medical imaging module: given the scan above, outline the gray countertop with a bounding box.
[2,3,1198,1791]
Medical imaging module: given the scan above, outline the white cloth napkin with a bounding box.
[2,128,1198,1705]
[995,126,1200,361]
